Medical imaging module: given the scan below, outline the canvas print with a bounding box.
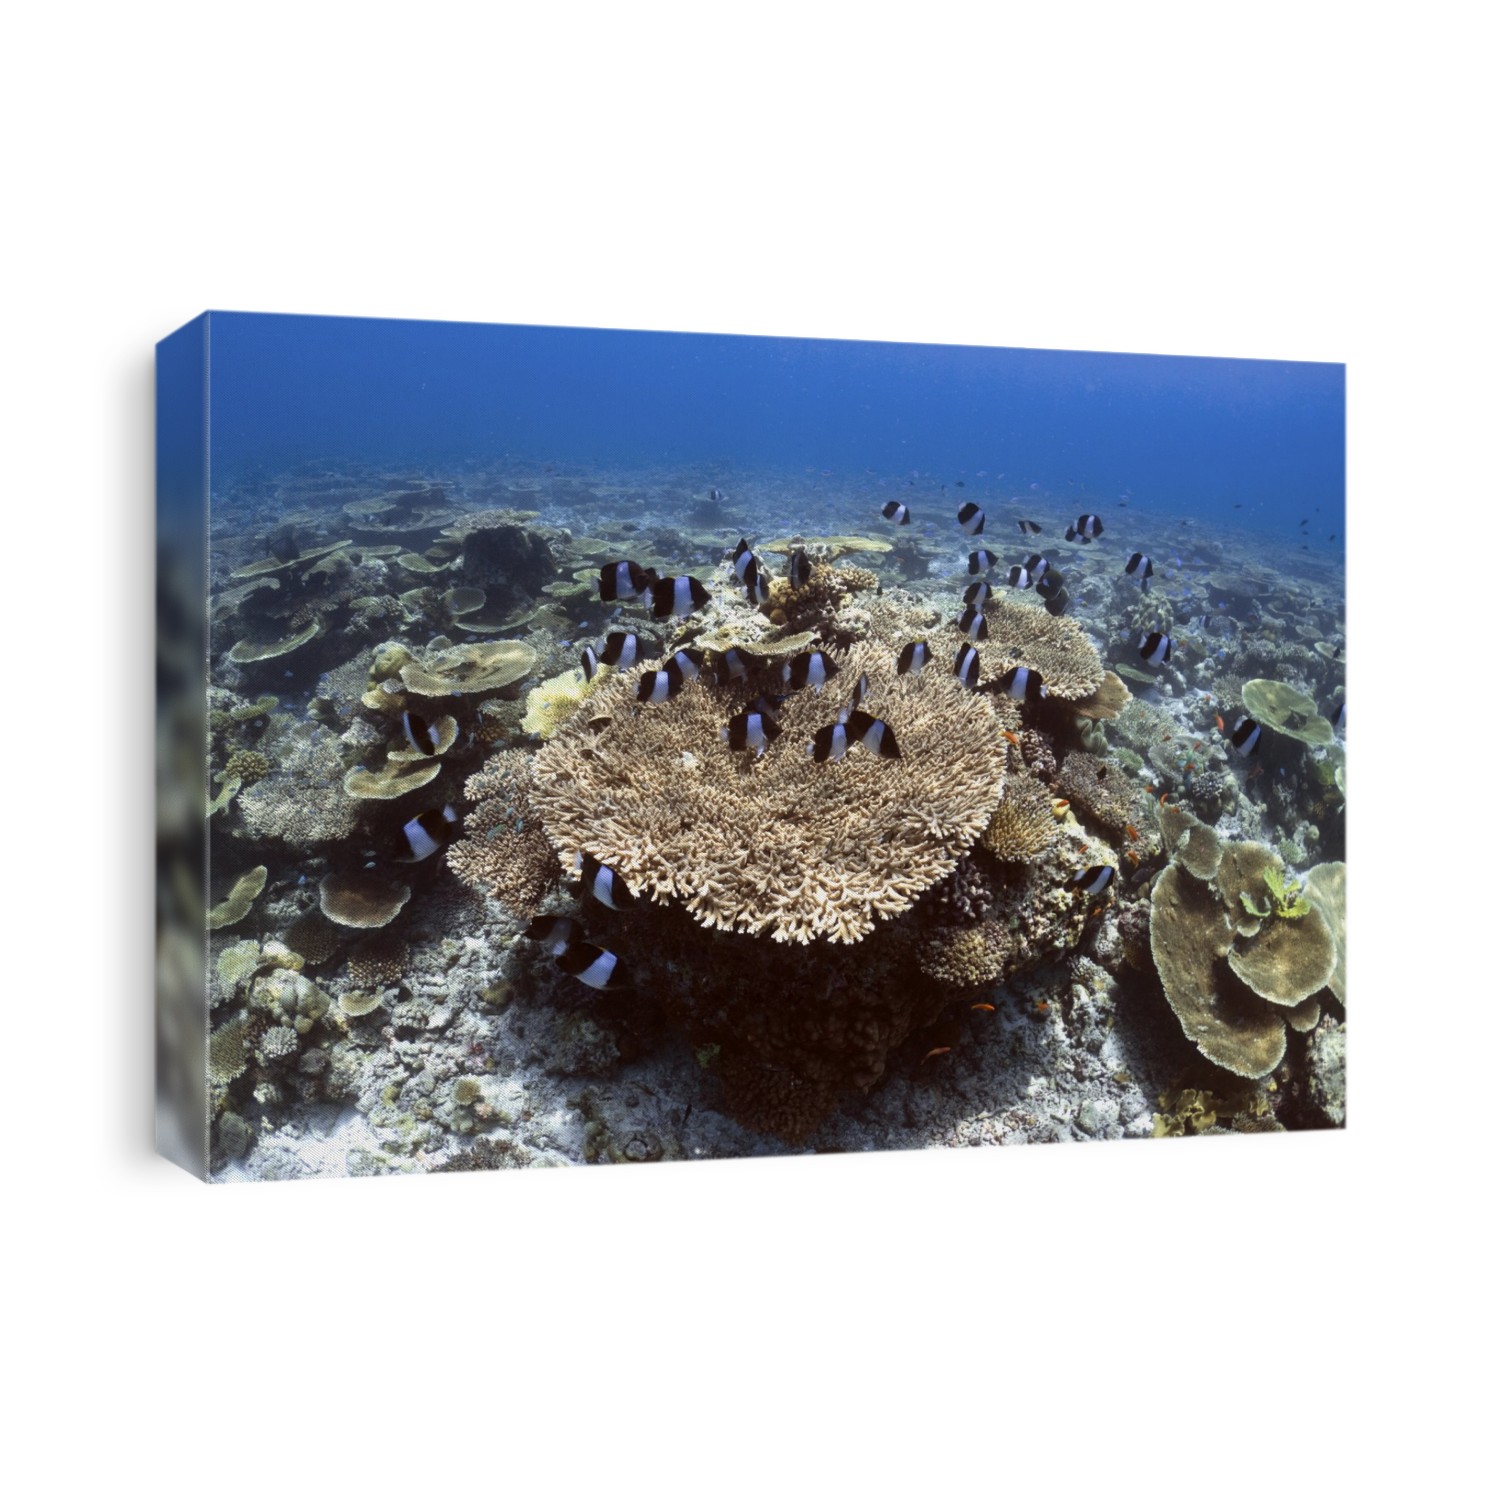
[156,313,1346,1180]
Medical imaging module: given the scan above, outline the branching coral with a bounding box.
[446,750,560,919]
[980,771,1058,862]
[528,637,1009,943]
[1057,752,1144,842]
[974,596,1105,701]
[916,920,1012,988]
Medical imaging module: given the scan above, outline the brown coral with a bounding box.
[223,748,271,785]
[980,772,1059,862]
[446,751,561,919]
[348,933,408,989]
[1058,752,1146,843]
[528,637,1009,944]
[285,912,343,965]
[916,920,1011,988]
[975,596,1105,701]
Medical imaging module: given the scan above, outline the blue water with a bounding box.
[200,312,1344,540]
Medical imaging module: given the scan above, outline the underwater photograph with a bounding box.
[160,312,1346,1181]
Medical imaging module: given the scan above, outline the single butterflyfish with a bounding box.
[953,643,981,689]
[722,708,782,756]
[963,579,993,608]
[881,500,911,525]
[957,501,986,535]
[523,914,583,957]
[1139,631,1173,665]
[579,853,636,910]
[398,805,460,862]
[600,631,642,669]
[1070,865,1116,896]
[783,649,839,694]
[556,940,629,991]
[401,710,441,756]
[1229,717,1262,757]
[897,640,931,675]
[958,605,989,641]
[968,548,997,574]
[650,575,710,619]
[599,559,650,603]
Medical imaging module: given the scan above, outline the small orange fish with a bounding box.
[970,1002,996,1014]
[1034,1000,1050,1015]
[1248,766,1264,781]
[1192,741,1203,752]
[1002,730,1021,746]
[1160,733,1172,742]
[1125,850,1140,867]
[1089,904,1104,918]
[921,1046,952,1064]
[1125,822,1139,841]
[1160,792,1170,806]
[1215,714,1225,733]
[1185,761,1196,773]
[1145,784,1157,796]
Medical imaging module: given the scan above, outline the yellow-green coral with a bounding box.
[207,866,268,930]
[521,666,609,740]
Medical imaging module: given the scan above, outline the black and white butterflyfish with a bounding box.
[731,537,757,582]
[600,559,650,603]
[968,548,997,575]
[963,579,993,608]
[1070,864,1116,897]
[522,913,583,957]
[579,852,636,910]
[1138,631,1173,665]
[1006,565,1034,589]
[601,631,642,670]
[1331,698,1346,731]
[1024,554,1050,582]
[398,805,460,861]
[1229,716,1262,757]
[1067,513,1104,541]
[1125,552,1154,588]
[556,940,630,991]
[958,605,990,641]
[722,707,782,756]
[809,709,901,762]
[580,645,600,681]
[881,500,911,525]
[744,561,771,606]
[897,640,931,675]
[953,643,981,689]
[717,646,763,682]
[709,487,724,503]
[1018,519,1043,535]
[650,574,710,620]
[637,659,686,703]
[1042,587,1070,617]
[957,501,986,535]
[401,709,442,756]
[786,547,813,590]
[849,671,871,712]
[669,648,705,682]
[783,648,839,694]
[998,664,1046,704]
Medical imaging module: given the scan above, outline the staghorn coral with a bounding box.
[528,636,1009,944]
[447,751,560,919]
[916,920,1012,989]
[980,771,1059,862]
[975,596,1105,701]
[1017,727,1057,782]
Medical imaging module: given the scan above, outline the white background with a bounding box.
[5,4,1489,1495]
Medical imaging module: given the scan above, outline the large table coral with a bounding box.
[528,637,1010,943]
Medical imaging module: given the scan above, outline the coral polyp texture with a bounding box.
[528,637,1009,943]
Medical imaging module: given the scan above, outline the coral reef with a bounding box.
[447,751,560,919]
